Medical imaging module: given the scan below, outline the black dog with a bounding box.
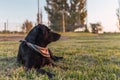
[17,24,63,78]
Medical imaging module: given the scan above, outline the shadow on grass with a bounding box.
[0,56,16,62]
[0,56,19,71]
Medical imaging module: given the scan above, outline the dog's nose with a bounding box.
[51,32,61,41]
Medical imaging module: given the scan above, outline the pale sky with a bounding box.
[0,0,119,32]
[87,0,119,32]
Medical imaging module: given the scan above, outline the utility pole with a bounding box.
[40,9,43,24]
[37,0,42,25]
[4,20,8,32]
[4,22,6,32]
[37,0,40,24]
[7,19,8,31]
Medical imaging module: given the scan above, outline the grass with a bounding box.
[0,33,120,80]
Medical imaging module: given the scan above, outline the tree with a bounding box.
[22,20,33,33]
[45,0,87,32]
[45,0,60,31]
[69,0,87,30]
[90,22,103,34]
[45,0,69,32]
[116,0,120,30]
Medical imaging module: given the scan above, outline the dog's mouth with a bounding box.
[50,32,61,42]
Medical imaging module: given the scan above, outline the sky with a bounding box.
[0,0,119,32]
[87,0,119,32]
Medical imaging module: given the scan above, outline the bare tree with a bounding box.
[22,20,33,33]
[45,0,87,32]
[90,22,103,34]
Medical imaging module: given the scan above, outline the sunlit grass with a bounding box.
[0,33,120,80]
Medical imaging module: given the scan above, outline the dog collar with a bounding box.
[20,40,50,57]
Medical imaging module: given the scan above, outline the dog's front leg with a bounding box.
[48,49,63,61]
[50,61,68,71]
[24,57,34,71]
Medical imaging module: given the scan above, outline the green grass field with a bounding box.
[0,33,120,80]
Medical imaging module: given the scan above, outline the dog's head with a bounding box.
[25,24,61,47]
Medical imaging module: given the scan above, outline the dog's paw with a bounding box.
[37,69,55,78]
[52,56,63,61]
[47,72,55,78]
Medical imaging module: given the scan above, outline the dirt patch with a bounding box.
[0,35,70,41]
[60,36,70,41]
[0,35,25,41]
